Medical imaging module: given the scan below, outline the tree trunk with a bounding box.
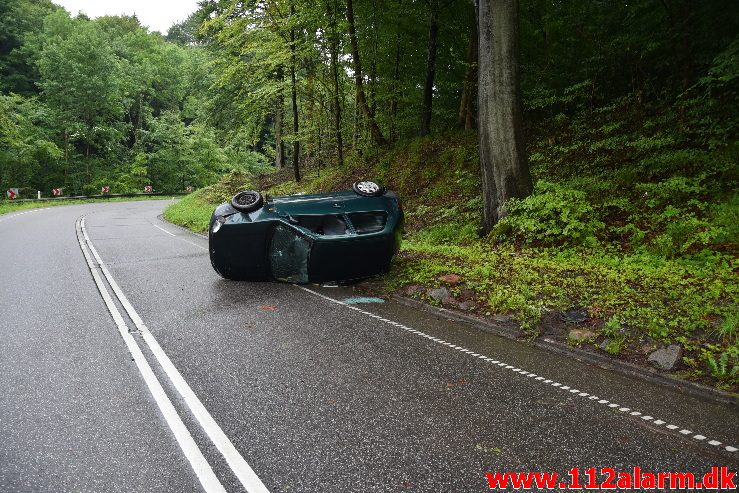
[275,67,285,169]
[346,0,387,147]
[420,7,439,137]
[317,108,324,171]
[306,59,316,167]
[369,0,378,118]
[458,16,478,129]
[63,129,69,183]
[390,0,402,141]
[290,6,301,182]
[353,91,361,150]
[85,142,91,183]
[390,25,401,141]
[477,0,532,233]
[329,4,344,166]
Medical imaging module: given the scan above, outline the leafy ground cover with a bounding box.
[166,108,737,391]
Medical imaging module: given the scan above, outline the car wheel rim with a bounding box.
[237,193,256,205]
[357,181,379,194]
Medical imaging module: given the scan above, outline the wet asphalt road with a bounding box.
[0,200,736,492]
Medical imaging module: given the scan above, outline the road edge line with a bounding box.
[296,285,738,455]
[391,294,739,408]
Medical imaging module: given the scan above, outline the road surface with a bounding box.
[1,200,736,492]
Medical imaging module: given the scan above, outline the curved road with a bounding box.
[1,200,736,492]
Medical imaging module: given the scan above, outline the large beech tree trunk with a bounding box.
[346,0,387,147]
[477,0,532,233]
[419,7,439,136]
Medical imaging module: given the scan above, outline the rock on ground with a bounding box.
[438,274,462,285]
[648,344,683,371]
[427,287,451,302]
[404,284,426,296]
[560,309,589,324]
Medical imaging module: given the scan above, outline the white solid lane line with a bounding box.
[75,218,227,493]
[297,285,737,455]
[80,217,269,493]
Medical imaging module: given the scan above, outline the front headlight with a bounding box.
[211,216,227,234]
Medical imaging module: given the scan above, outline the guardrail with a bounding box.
[2,192,189,204]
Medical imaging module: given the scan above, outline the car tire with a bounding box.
[352,180,386,197]
[231,190,264,213]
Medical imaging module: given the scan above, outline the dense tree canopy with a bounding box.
[0,0,737,197]
[0,1,266,197]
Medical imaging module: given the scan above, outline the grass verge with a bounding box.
[0,195,175,216]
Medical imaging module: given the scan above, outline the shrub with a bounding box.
[635,176,706,208]
[492,181,604,247]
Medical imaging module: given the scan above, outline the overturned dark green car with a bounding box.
[208,181,403,283]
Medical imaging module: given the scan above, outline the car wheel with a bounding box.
[352,180,385,197]
[231,190,264,213]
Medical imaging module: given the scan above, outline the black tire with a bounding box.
[352,180,386,197]
[231,190,264,213]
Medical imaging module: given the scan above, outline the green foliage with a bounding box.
[414,222,478,245]
[0,94,62,191]
[163,169,258,232]
[493,181,604,247]
[198,170,255,204]
[715,311,738,343]
[389,237,737,350]
[0,0,59,94]
[682,38,739,150]
[600,316,627,355]
[0,6,241,196]
[162,190,214,233]
[702,346,739,387]
[36,11,126,153]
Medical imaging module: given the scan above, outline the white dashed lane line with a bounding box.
[149,220,207,250]
[0,207,51,224]
[297,286,737,455]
